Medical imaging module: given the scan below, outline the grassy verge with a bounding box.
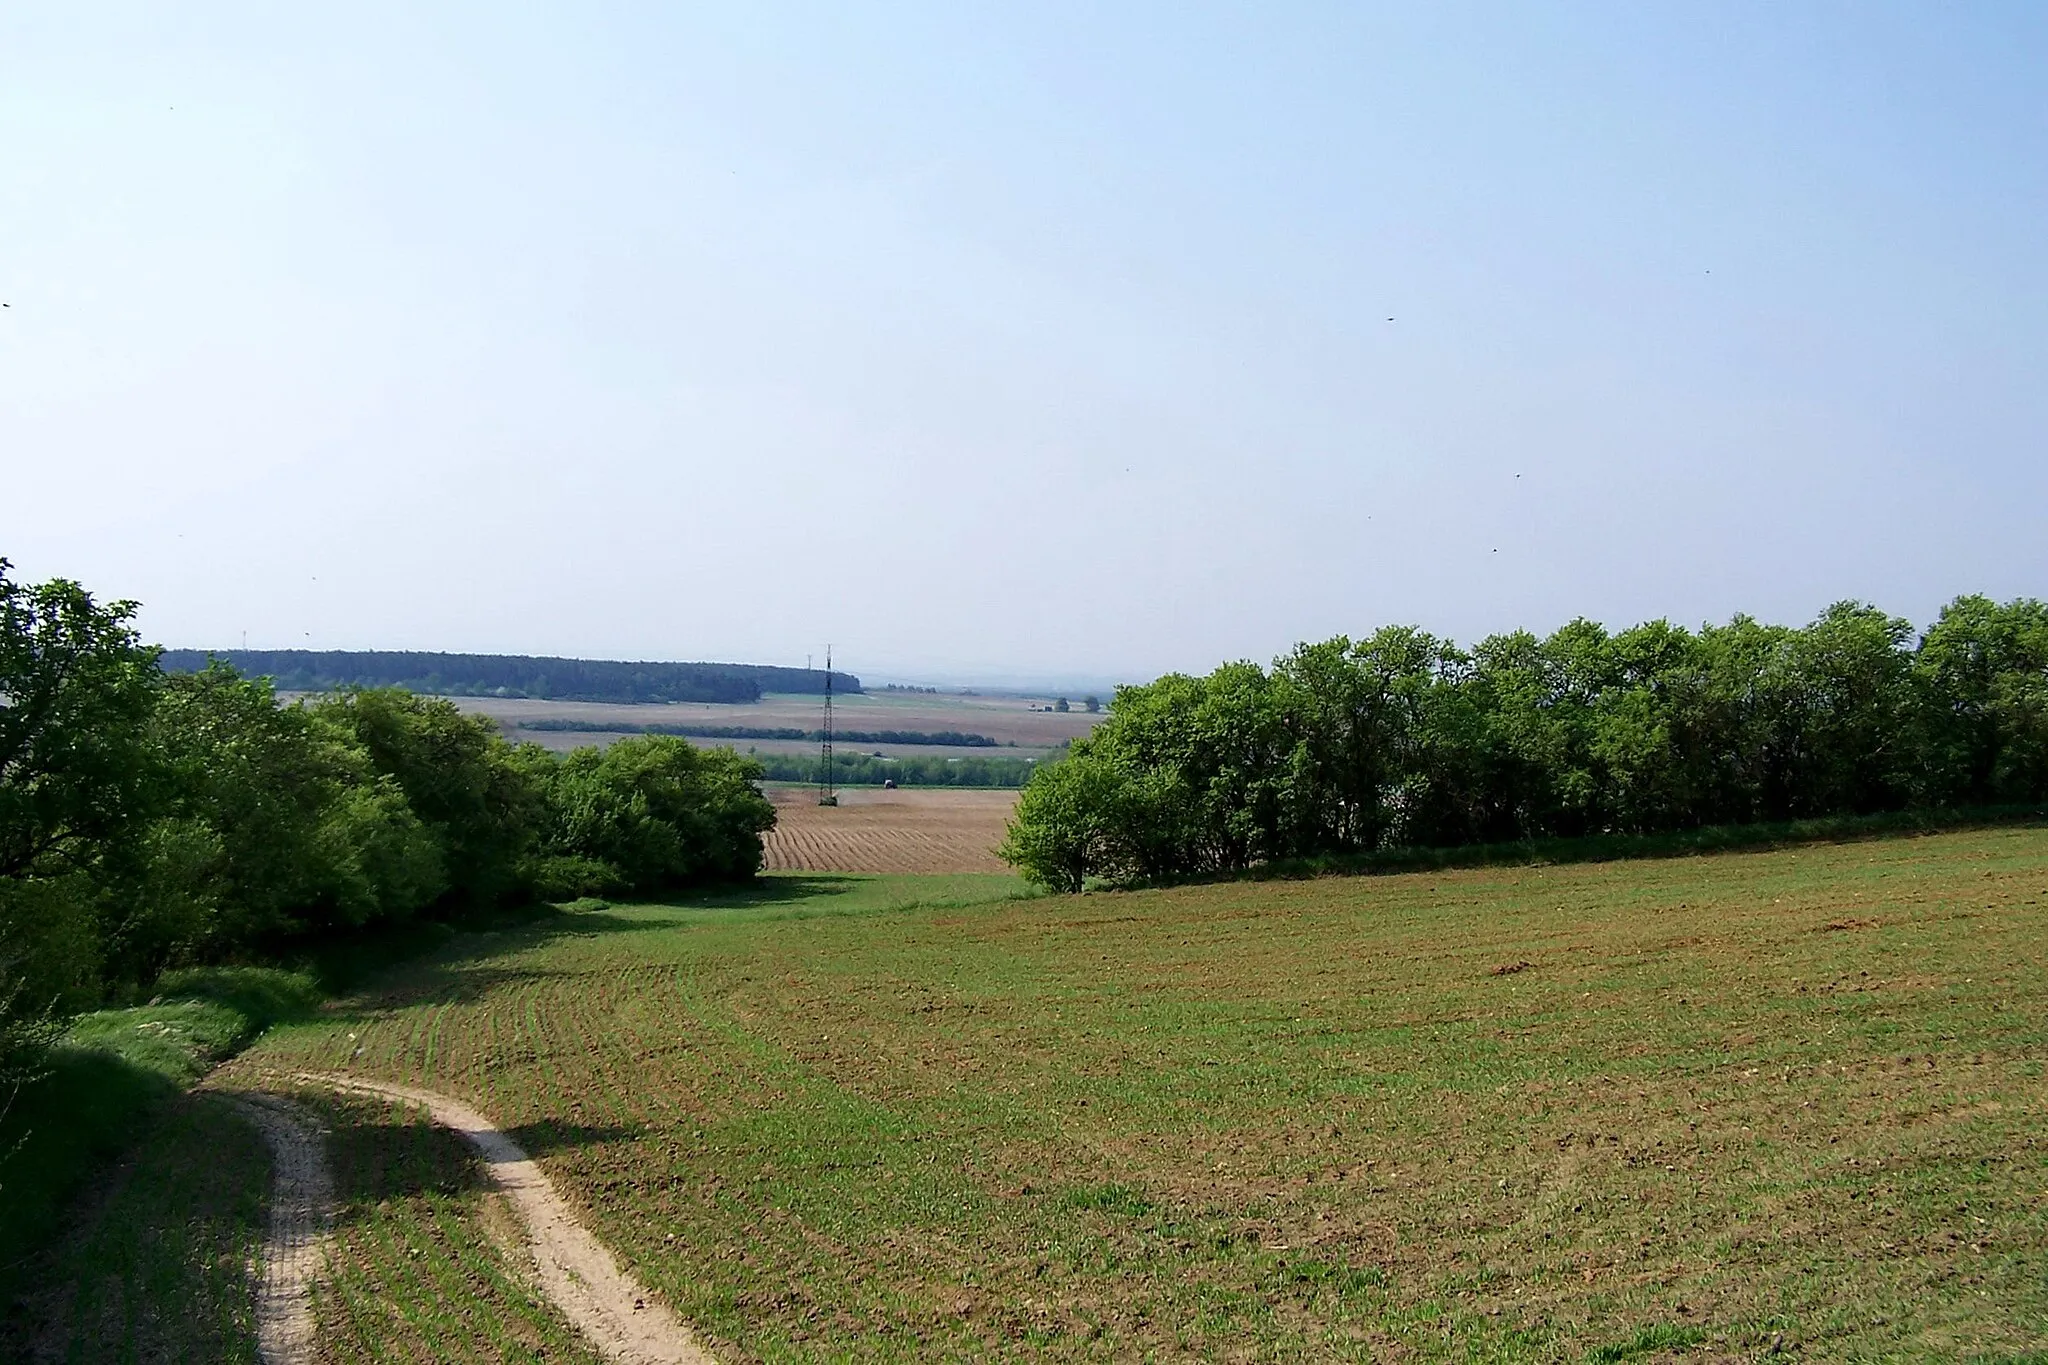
[0,897,576,1359]
[0,965,321,1308]
[8,1087,271,1362]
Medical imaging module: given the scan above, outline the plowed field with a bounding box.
[760,786,1017,873]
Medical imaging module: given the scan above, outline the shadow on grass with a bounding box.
[503,1120,645,1158]
[1150,804,2048,892]
[641,873,868,911]
[321,1092,495,1214]
[327,876,872,1008]
[0,1050,181,1305]
[313,1094,643,1213]
[3,1086,268,1363]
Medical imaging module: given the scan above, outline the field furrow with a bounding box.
[760,788,1017,874]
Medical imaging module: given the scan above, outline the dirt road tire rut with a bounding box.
[298,1072,716,1365]
[230,1093,334,1365]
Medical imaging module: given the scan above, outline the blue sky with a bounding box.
[3,3,2043,683]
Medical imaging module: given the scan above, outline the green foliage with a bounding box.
[128,665,445,976]
[538,736,776,896]
[0,561,162,883]
[0,562,784,1088]
[1003,598,2048,890]
[997,752,1142,892]
[311,688,544,909]
[0,561,163,1092]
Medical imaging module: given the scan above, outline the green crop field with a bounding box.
[54,828,2048,1362]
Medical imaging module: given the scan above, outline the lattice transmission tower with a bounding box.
[817,644,837,806]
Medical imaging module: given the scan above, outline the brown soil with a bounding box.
[760,786,1019,874]
[448,692,1101,750]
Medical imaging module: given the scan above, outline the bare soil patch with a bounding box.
[761,786,1018,873]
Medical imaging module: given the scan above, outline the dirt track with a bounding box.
[236,1075,714,1365]
[231,1093,333,1365]
[302,1074,713,1365]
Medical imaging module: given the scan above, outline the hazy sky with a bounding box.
[4,3,2044,684]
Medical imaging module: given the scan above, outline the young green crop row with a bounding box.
[218,830,2047,1361]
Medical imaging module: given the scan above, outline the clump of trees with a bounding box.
[1,563,774,1081]
[1001,599,2048,892]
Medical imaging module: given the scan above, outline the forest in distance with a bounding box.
[157,648,861,705]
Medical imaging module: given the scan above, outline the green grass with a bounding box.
[0,937,629,1363]
[0,966,319,1357]
[210,835,2048,1361]
[0,968,318,1297]
[1583,1323,1707,1362]
[9,1089,269,1362]
[0,895,583,1344]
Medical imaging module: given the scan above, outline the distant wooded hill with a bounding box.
[158,650,862,704]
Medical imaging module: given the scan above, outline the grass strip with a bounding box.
[0,964,322,1310]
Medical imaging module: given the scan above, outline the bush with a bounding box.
[310,689,546,909]
[539,737,775,895]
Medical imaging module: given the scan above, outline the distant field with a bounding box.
[448,691,1100,760]
[761,786,1018,873]
[211,827,2048,1361]
[514,731,1018,764]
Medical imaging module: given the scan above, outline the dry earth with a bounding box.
[760,786,1018,874]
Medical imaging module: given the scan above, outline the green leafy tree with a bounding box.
[540,737,774,895]
[0,563,162,1075]
[311,689,543,908]
[131,665,443,973]
[997,751,1133,892]
[1915,595,2048,804]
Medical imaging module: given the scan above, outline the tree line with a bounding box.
[157,649,862,705]
[522,719,1002,747]
[3,564,776,1083]
[1001,598,2048,891]
[746,751,1043,787]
